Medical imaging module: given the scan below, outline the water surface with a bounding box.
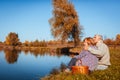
[0,50,71,80]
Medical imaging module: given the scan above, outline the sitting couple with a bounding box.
[66,34,111,72]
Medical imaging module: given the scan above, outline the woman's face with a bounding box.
[83,39,88,46]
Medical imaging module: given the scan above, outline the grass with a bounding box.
[41,48,120,80]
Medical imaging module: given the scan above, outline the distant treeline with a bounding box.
[0,32,72,48]
[0,32,120,47]
[104,34,120,46]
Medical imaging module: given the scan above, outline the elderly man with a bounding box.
[85,34,111,70]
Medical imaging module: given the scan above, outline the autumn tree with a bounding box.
[104,38,114,45]
[23,40,30,46]
[5,32,20,46]
[33,39,39,47]
[115,34,120,45]
[49,0,82,47]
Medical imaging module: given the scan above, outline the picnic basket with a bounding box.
[71,59,89,74]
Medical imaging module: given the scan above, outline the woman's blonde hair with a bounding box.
[83,37,96,46]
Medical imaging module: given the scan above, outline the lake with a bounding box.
[0,49,71,80]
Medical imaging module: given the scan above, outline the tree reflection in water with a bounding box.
[22,47,63,57]
[22,47,76,57]
[3,47,75,64]
[4,49,21,64]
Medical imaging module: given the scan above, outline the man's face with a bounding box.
[93,35,99,43]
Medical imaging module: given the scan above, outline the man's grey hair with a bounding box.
[95,34,103,40]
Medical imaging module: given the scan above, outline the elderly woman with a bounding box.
[66,37,98,72]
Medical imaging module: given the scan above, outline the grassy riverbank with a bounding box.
[41,47,120,80]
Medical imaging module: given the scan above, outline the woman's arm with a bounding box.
[75,50,87,59]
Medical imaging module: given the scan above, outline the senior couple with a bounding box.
[66,34,111,72]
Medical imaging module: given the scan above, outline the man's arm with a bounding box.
[88,46,104,57]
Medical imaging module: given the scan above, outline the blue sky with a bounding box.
[0,0,120,42]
